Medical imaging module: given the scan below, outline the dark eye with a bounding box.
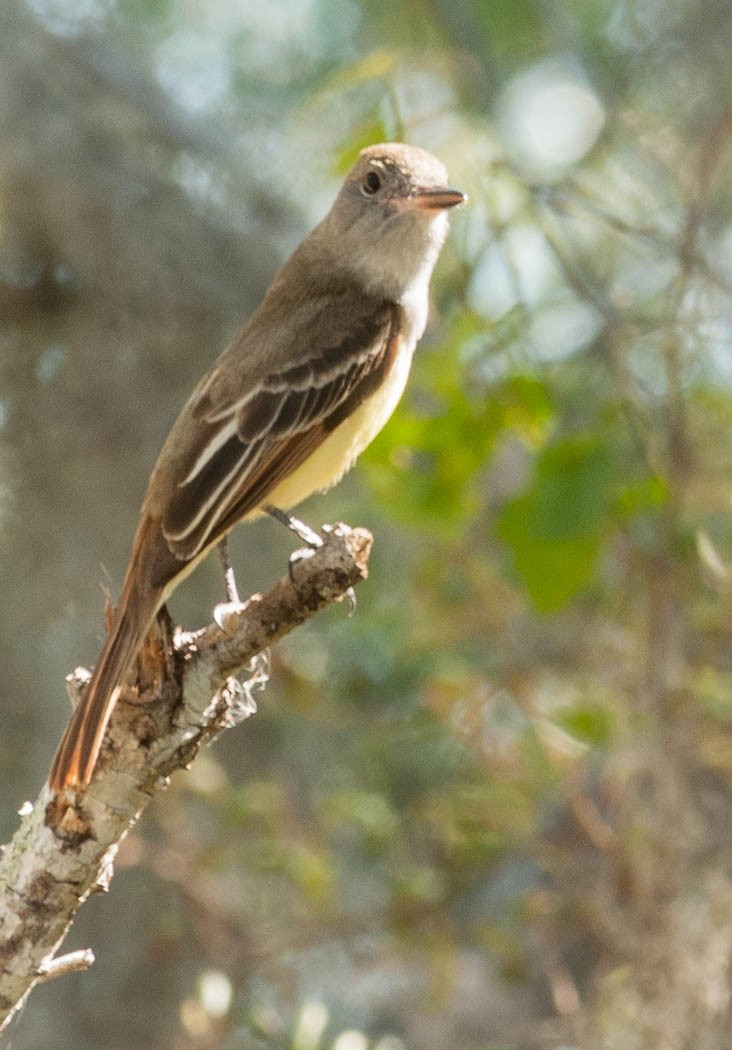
[362,171,382,195]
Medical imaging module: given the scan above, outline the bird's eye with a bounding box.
[362,171,382,195]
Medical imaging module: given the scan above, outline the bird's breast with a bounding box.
[263,329,416,512]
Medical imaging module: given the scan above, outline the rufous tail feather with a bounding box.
[48,585,164,790]
[48,516,182,791]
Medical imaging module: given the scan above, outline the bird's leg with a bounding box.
[213,535,247,630]
[214,537,271,687]
[264,504,323,548]
[218,535,241,604]
[265,504,356,615]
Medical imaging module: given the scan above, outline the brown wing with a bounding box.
[161,300,400,559]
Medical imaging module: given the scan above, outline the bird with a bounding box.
[49,142,465,792]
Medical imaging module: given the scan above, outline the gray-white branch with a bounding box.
[0,523,372,1032]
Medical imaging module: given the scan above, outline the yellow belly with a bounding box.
[261,338,413,512]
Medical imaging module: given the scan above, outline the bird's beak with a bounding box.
[407,186,467,211]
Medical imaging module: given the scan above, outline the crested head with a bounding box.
[315,142,465,300]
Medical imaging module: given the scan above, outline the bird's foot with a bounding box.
[213,535,247,629]
[217,535,241,603]
[266,509,358,614]
[265,504,323,548]
[265,503,325,585]
[213,598,248,632]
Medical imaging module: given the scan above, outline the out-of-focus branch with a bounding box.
[0,523,372,1032]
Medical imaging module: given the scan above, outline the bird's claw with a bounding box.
[213,599,248,632]
[265,504,323,548]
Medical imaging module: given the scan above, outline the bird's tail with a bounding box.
[48,518,178,792]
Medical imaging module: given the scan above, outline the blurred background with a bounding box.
[2,0,732,1047]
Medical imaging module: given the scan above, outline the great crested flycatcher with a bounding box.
[49,142,465,791]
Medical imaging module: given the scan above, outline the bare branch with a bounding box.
[0,523,372,1031]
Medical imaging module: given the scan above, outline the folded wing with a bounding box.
[162,296,400,559]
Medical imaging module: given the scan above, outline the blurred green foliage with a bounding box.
[498,434,614,610]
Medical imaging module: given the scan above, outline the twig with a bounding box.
[37,949,95,983]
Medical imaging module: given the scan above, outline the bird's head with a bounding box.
[323,142,466,297]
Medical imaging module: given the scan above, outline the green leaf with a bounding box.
[498,496,603,611]
[500,374,554,446]
[614,474,668,518]
[532,435,612,539]
[498,433,614,610]
[555,704,613,748]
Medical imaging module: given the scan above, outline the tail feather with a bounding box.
[49,517,181,792]
[48,593,159,790]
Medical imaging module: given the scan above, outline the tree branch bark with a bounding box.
[0,523,372,1032]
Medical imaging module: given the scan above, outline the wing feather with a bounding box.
[162,299,400,558]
